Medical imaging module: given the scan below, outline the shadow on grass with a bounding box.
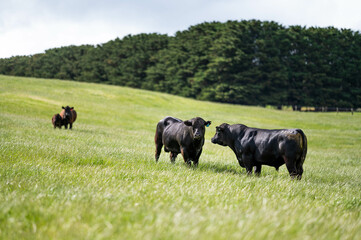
[196,161,244,176]
[151,156,244,176]
[195,161,285,179]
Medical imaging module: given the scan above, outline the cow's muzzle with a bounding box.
[194,134,202,140]
[211,137,223,145]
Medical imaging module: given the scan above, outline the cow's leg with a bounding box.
[296,164,303,180]
[170,152,178,163]
[193,149,202,167]
[69,123,73,129]
[181,148,192,166]
[254,164,262,176]
[242,153,253,175]
[64,123,68,129]
[237,158,245,168]
[297,166,303,180]
[284,156,298,179]
[236,152,245,168]
[295,155,304,180]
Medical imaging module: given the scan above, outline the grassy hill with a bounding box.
[1,75,360,239]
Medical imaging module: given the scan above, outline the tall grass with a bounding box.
[1,75,360,239]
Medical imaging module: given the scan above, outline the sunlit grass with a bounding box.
[0,75,360,239]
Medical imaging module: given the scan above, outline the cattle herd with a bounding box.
[155,116,307,180]
[52,108,307,179]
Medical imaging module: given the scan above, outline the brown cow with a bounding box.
[52,113,63,129]
[60,106,77,129]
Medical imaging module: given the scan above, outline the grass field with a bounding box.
[1,75,361,239]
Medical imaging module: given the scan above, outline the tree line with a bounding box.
[1,20,360,108]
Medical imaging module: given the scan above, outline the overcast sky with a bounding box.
[1,0,361,58]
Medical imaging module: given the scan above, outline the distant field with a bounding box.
[1,75,360,239]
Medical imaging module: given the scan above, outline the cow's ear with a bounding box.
[205,121,211,127]
[71,107,74,110]
[184,120,192,126]
[62,106,65,109]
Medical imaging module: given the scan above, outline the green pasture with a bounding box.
[0,75,360,239]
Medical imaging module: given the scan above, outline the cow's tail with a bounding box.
[154,122,163,145]
[154,121,164,162]
[296,129,307,179]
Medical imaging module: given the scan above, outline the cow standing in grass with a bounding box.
[155,116,211,166]
[60,106,77,129]
[52,113,63,129]
[211,123,307,179]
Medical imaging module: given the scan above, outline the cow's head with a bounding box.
[55,114,62,122]
[183,117,211,140]
[62,106,74,120]
[211,123,229,146]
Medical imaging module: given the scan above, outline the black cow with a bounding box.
[60,106,77,129]
[155,116,211,166]
[211,123,307,179]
